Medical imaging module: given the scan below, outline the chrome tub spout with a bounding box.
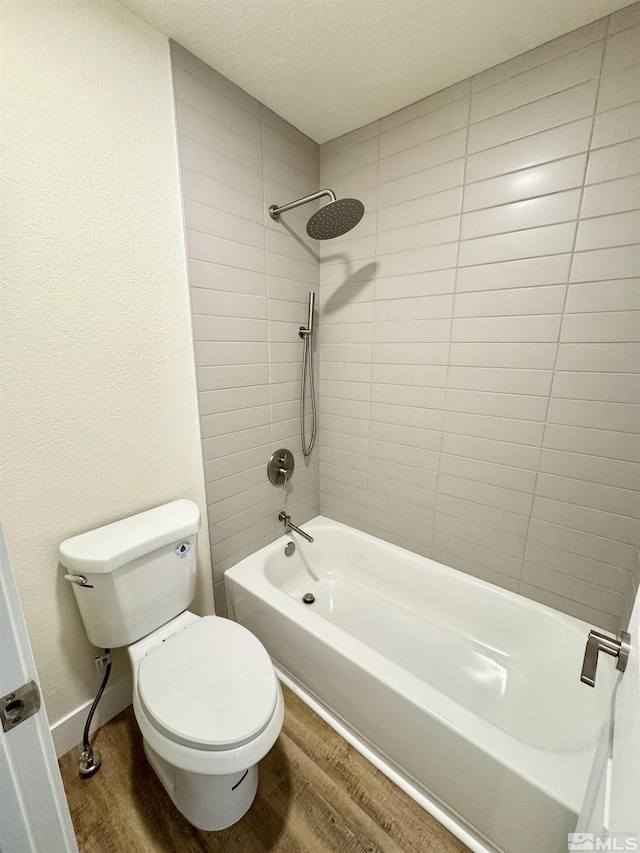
[278,511,314,543]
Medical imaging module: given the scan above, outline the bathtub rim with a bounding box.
[224,514,615,813]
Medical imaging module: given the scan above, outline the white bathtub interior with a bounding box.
[225,516,617,853]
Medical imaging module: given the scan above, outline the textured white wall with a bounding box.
[0,0,213,724]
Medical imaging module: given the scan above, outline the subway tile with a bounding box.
[438,473,534,516]
[452,314,561,343]
[465,118,592,184]
[521,562,623,616]
[372,294,453,322]
[192,315,268,342]
[320,136,379,183]
[441,432,541,470]
[379,158,465,207]
[380,98,469,158]
[470,43,603,124]
[468,81,598,154]
[547,397,639,432]
[376,242,458,277]
[445,388,548,421]
[458,223,575,266]
[556,342,638,373]
[535,472,639,519]
[436,492,529,537]
[454,285,566,317]
[435,511,526,558]
[371,362,447,387]
[571,245,640,282]
[181,167,264,223]
[190,288,267,319]
[199,385,270,417]
[528,517,637,571]
[432,531,522,578]
[543,422,640,464]
[195,341,268,366]
[186,229,265,272]
[597,62,640,113]
[173,66,261,143]
[321,121,380,158]
[560,311,640,342]
[443,409,545,446]
[378,128,467,184]
[369,419,442,452]
[375,269,455,300]
[371,383,446,410]
[581,174,640,219]
[586,138,640,184]
[171,43,260,117]
[431,550,520,592]
[575,210,640,251]
[200,405,271,440]
[565,279,640,313]
[447,365,553,396]
[378,187,463,232]
[539,447,640,490]
[603,24,640,75]
[551,371,639,403]
[449,342,557,369]
[176,101,261,171]
[456,254,572,295]
[460,191,581,240]
[178,134,263,199]
[532,496,639,543]
[197,363,269,392]
[185,199,264,249]
[591,101,640,149]
[464,154,587,211]
[366,505,433,549]
[380,79,471,134]
[471,20,606,92]
[368,438,439,472]
[608,3,640,34]
[188,260,265,296]
[518,583,618,632]
[376,216,460,255]
[373,318,451,343]
[525,538,631,593]
[370,402,443,431]
[439,452,537,493]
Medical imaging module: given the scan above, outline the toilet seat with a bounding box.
[138,615,278,751]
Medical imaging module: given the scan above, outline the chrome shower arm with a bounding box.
[269,189,336,219]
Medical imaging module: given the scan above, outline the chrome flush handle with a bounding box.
[580,629,631,687]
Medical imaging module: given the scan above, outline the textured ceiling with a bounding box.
[118,0,634,143]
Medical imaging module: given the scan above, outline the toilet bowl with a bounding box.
[59,500,284,830]
[128,610,285,830]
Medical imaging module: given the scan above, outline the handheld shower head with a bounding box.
[269,189,364,240]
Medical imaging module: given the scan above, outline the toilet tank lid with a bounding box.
[59,500,201,574]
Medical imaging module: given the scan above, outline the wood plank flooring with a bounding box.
[59,684,470,853]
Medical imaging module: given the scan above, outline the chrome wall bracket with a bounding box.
[580,629,631,687]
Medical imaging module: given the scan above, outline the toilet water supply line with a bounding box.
[79,648,111,777]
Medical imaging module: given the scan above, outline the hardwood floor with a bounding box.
[59,684,470,853]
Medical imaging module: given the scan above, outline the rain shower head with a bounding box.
[269,189,364,240]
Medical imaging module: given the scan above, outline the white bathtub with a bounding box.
[225,516,616,853]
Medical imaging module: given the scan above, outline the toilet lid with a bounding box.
[138,616,278,751]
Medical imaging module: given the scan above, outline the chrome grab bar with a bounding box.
[278,511,314,543]
[580,629,631,687]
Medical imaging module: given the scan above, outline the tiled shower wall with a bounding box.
[170,44,320,615]
[318,5,640,633]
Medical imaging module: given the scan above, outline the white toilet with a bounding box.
[59,499,284,830]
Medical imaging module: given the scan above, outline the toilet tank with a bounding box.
[59,500,201,648]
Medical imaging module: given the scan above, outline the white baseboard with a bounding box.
[51,673,133,758]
